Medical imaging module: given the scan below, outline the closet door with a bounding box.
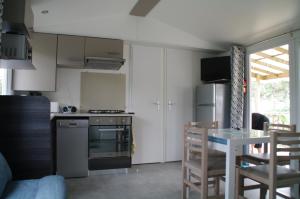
[131,45,164,164]
[165,48,201,161]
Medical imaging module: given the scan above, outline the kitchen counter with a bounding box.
[51,112,134,120]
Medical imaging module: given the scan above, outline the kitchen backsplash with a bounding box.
[80,72,126,111]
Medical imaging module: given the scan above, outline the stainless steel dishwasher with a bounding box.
[57,119,89,178]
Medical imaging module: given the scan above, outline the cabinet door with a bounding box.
[57,35,85,68]
[85,37,123,58]
[165,48,201,161]
[13,33,57,91]
[131,45,164,164]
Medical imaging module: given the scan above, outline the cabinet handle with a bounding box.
[153,101,160,111]
[168,100,175,110]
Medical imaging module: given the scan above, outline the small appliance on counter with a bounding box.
[61,105,77,113]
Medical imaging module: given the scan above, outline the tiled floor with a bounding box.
[66,162,290,199]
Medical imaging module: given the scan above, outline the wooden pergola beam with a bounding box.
[274,47,288,54]
[261,73,289,80]
[251,66,275,75]
[250,59,289,73]
[255,52,289,65]
[251,73,263,80]
[251,72,289,80]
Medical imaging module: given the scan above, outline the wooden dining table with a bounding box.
[208,128,299,199]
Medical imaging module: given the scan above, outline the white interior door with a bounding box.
[131,45,164,164]
[165,48,200,162]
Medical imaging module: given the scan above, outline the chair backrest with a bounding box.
[187,121,218,129]
[269,131,300,184]
[264,123,296,133]
[252,113,269,130]
[184,126,208,178]
[262,123,296,153]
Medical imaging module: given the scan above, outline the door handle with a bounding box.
[153,101,160,111]
[168,100,175,110]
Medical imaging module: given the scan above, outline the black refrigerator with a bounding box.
[0,96,54,180]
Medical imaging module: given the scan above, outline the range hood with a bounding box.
[2,0,33,37]
[84,57,125,70]
[0,0,35,70]
[84,38,125,70]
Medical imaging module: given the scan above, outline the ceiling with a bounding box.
[31,0,300,50]
[250,45,289,81]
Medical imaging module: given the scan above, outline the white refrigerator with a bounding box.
[196,83,231,128]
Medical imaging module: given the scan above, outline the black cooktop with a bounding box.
[88,110,125,114]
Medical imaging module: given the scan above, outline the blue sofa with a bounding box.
[0,153,66,199]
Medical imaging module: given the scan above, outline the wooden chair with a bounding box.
[182,126,225,199]
[186,121,226,194]
[237,123,297,195]
[242,123,296,165]
[186,121,226,158]
[236,131,300,199]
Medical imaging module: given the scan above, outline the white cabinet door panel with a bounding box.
[165,48,201,161]
[131,45,164,164]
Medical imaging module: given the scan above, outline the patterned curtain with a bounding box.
[230,46,246,129]
[0,0,3,58]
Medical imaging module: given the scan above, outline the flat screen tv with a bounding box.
[201,56,231,83]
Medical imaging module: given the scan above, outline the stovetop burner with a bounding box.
[88,109,125,114]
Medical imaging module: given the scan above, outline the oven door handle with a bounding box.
[97,128,125,132]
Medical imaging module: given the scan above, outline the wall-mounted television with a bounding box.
[201,56,231,83]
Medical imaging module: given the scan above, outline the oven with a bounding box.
[88,116,132,170]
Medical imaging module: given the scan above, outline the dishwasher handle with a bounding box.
[97,128,125,132]
[57,120,89,128]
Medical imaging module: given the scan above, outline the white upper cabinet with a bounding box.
[57,35,85,68]
[13,33,57,91]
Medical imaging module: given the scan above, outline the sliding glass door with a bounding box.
[248,44,290,153]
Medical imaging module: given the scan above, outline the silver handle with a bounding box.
[153,101,160,111]
[68,122,79,127]
[168,100,175,110]
[59,122,78,128]
[98,128,125,132]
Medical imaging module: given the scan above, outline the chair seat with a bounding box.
[185,158,225,176]
[240,165,300,185]
[208,149,226,158]
[243,153,270,164]
[243,153,291,165]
